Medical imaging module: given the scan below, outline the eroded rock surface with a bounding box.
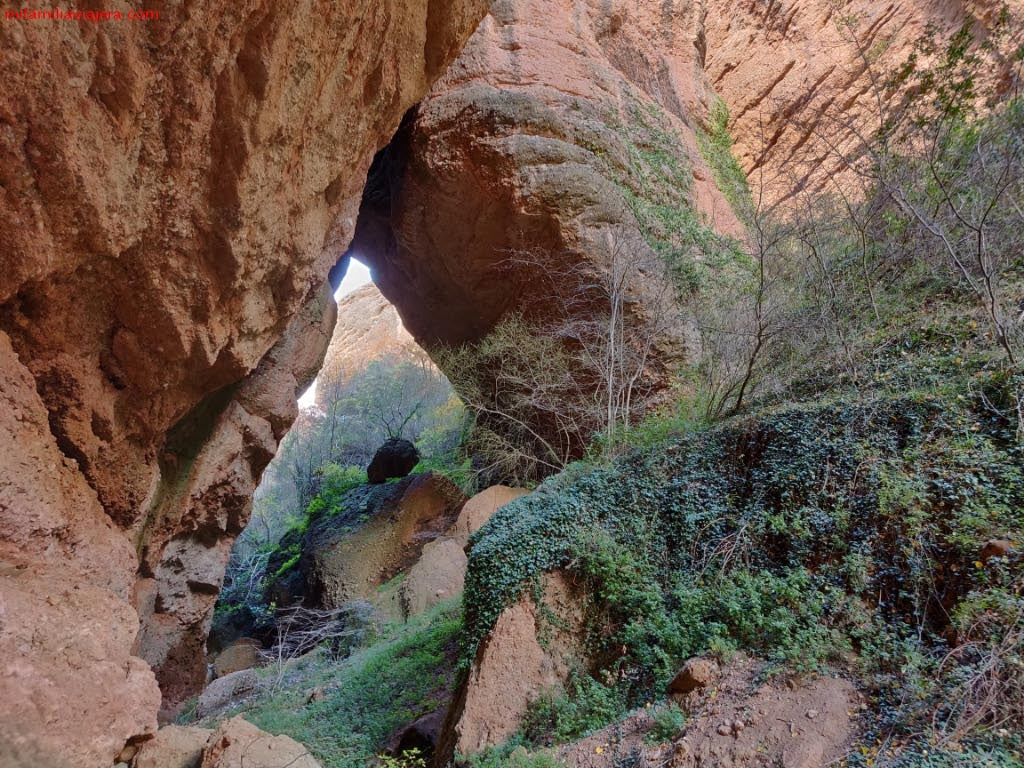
[200,717,321,768]
[353,0,731,376]
[298,473,468,609]
[445,571,585,757]
[0,1,487,762]
[703,0,1024,204]
[451,485,531,547]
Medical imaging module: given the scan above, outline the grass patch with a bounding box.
[192,599,463,768]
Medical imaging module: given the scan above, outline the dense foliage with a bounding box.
[463,374,1023,758]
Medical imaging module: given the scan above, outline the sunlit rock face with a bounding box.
[702,0,1024,205]
[0,1,487,763]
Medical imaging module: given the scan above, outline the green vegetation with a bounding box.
[695,98,752,220]
[645,702,687,744]
[463,741,566,768]
[192,600,463,768]
[463,380,1023,753]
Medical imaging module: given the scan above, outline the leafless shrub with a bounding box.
[263,601,380,688]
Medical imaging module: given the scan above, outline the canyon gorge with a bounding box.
[1,0,1021,766]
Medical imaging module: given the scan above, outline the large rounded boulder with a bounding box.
[367,438,420,483]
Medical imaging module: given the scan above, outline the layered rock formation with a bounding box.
[354,0,1022,359]
[0,1,487,763]
[315,283,426,405]
[704,0,1024,204]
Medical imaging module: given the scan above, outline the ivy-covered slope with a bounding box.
[462,373,1023,757]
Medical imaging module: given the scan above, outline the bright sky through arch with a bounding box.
[296,258,372,409]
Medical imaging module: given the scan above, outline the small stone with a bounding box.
[717,724,732,737]
[668,657,720,694]
[116,744,138,762]
[306,686,326,704]
[981,539,1013,561]
[806,709,819,720]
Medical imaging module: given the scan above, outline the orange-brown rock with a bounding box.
[443,571,585,757]
[0,1,487,763]
[451,485,531,547]
[200,717,321,768]
[316,283,428,408]
[135,725,212,768]
[302,473,468,609]
[353,0,735,361]
[703,0,1024,204]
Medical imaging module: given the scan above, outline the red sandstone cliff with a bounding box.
[0,2,487,763]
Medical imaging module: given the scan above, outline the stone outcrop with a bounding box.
[354,0,730,366]
[299,473,467,609]
[442,571,585,757]
[450,485,531,547]
[400,537,469,617]
[196,669,260,719]
[0,1,487,763]
[134,725,211,768]
[211,639,262,679]
[134,719,321,768]
[316,283,427,406]
[200,717,321,768]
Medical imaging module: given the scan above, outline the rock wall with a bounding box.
[703,0,1024,204]
[355,0,1022,359]
[0,1,487,764]
[354,0,740,354]
[315,283,429,407]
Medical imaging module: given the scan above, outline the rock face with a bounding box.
[201,717,321,768]
[196,669,260,719]
[443,571,585,757]
[134,725,211,768]
[400,537,469,617]
[2,0,1016,764]
[134,719,321,768]
[354,0,727,362]
[316,283,426,406]
[0,1,487,763]
[450,485,531,547]
[367,438,422,483]
[702,0,1024,205]
[300,473,467,609]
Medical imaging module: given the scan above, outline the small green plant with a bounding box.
[645,702,687,744]
[464,740,567,768]
[378,748,427,768]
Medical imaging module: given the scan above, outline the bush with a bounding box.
[462,386,1023,750]
[645,702,687,744]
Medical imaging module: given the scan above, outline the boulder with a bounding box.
[386,710,446,757]
[135,725,212,768]
[446,572,585,757]
[669,657,720,695]
[981,539,1015,562]
[401,538,468,618]
[450,486,531,546]
[303,473,467,608]
[367,438,420,483]
[201,717,320,768]
[212,639,263,679]
[196,670,259,719]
